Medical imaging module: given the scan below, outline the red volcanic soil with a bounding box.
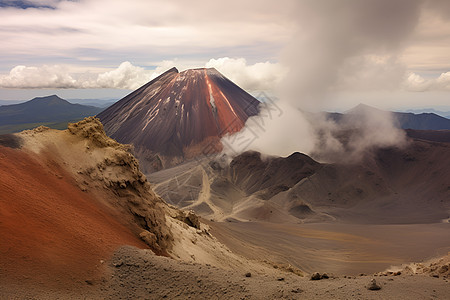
[97,67,260,171]
[0,145,147,288]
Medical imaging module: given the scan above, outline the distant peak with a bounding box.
[355,103,368,108]
[28,95,69,105]
[353,103,372,110]
[34,94,61,100]
[346,103,383,114]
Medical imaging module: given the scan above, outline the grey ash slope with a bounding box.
[151,137,450,224]
[97,67,260,172]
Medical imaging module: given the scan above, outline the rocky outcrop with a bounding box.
[69,117,174,254]
[19,117,174,254]
[367,279,381,290]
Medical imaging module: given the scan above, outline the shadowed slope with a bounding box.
[151,136,450,224]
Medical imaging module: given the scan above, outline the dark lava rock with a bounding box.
[367,279,382,290]
[310,272,321,280]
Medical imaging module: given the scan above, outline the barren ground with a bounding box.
[1,123,449,299]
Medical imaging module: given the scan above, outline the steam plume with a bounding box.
[223,0,418,161]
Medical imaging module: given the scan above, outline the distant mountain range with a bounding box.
[0,95,103,134]
[1,93,449,139]
[66,98,118,108]
[398,108,450,119]
[394,111,450,130]
[0,100,21,105]
[328,103,450,130]
[0,97,117,108]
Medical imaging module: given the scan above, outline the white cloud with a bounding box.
[93,62,156,90]
[0,62,156,89]
[1,0,450,100]
[403,71,450,92]
[436,72,450,89]
[0,65,77,89]
[205,57,286,91]
[0,58,288,91]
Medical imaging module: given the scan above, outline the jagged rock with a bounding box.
[367,279,382,290]
[176,210,201,229]
[403,266,414,275]
[68,117,124,149]
[68,118,174,254]
[439,265,449,276]
[310,272,330,280]
[139,231,158,249]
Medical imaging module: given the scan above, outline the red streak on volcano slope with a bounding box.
[205,69,244,133]
[0,146,146,286]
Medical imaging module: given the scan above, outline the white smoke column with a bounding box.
[310,106,408,163]
[283,0,421,108]
[347,108,407,154]
[223,0,421,161]
[221,100,315,157]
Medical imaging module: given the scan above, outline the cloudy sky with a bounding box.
[1,0,450,110]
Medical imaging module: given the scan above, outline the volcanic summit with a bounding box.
[97,67,260,171]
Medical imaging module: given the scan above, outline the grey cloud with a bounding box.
[0,0,293,66]
[0,0,58,9]
[283,0,422,108]
[224,0,417,162]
